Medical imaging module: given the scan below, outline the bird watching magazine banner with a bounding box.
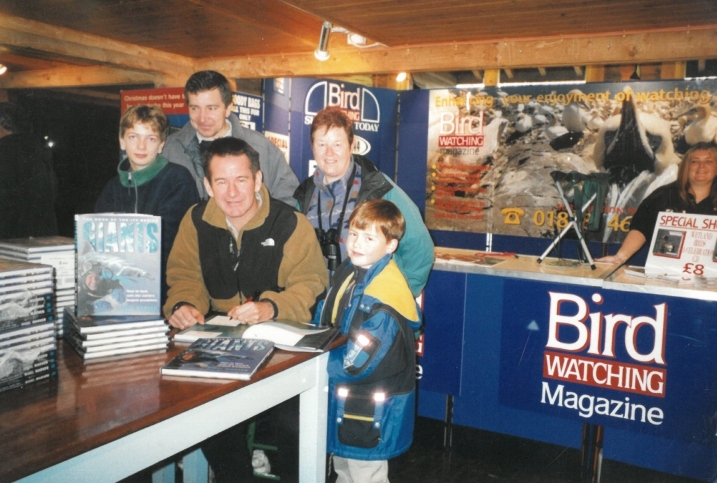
[425,79,717,244]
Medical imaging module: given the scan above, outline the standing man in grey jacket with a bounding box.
[162,70,298,205]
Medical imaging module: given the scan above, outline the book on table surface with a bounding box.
[0,242,75,290]
[0,290,54,316]
[174,315,339,352]
[0,314,54,335]
[68,333,168,353]
[0,274,55,289]
[64,323,168,350]
[0,338,57,391]
[161,337,274,381]
[77,324,169,341]
[64,306,167,334]
[65,334,168,360]
[0,333,56,354]
[0,258,54,274]
[0,280,54,296]
[0,361,58,393]
[75,213,161,316]
[0,325,55,350]
[0,236,75,254]
[0,258,54,279]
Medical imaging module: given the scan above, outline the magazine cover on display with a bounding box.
[425,80,717,244]
[75,213,161,316]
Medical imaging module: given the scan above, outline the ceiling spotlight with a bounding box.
[396,72,407,83]
[0,64,7,76]
[314,21,332,61]
[347,33,367,47]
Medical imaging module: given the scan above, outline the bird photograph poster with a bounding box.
[425,80,717,244]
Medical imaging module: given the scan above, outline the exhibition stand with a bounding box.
[418,248,717,482]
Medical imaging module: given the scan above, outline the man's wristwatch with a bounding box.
[171,301,194,314]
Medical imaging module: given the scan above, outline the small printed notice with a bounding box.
[644,211,717,284]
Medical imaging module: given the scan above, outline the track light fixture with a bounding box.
[314,21,332,61]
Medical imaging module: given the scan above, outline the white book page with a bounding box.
[242,321,327,346]
[205,315,242,327]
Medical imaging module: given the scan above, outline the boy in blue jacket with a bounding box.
[316,199,421,483]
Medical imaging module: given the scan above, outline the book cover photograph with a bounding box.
[0,339,58,392]
[161,338,274,381]
[75,213,161,316]
[0,291,55,333]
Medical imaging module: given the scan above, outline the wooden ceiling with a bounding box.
[0,0,716,92]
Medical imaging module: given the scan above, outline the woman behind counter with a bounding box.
[598,142,717,265]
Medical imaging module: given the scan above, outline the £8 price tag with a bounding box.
[683,263,705,276]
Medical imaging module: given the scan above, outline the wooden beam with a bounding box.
[661,61,686,79]
[483,69,500,87]
[620,64,637,81]
[424,71,457,86]
[585,65,605,82]
[185,0,319,48]
[199,26,717,78]
[0,66,157,89]
[51,88,120,102]
[0,14,194,77]
[372,73,413,90]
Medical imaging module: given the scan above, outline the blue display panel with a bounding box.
[451,273,584,449]
[418,269,465,396]
[500,280,717,447]
[423,267,717,481]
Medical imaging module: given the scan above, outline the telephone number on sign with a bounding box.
[532,210,633,233]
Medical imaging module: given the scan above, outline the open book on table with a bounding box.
[173,315,340,352]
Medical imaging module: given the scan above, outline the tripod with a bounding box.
[537,171,609,270]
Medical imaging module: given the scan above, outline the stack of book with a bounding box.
[63,307,169,361]
[0,236,76,337]
[0,259,59,392]
[62,213,168,362]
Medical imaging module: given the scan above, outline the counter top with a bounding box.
[434,247,613,287]
[434,247,717,301]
